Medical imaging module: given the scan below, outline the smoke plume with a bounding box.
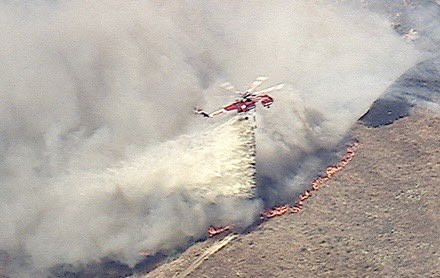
[0,0,424,275]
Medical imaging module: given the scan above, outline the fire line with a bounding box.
[208,140,360,236]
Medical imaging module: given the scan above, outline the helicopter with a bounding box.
[194,77,284,118]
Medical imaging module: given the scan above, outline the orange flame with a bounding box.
[208,140,360,235]
[261,140,360,219]
[261,204,291,219]
[208,225,232,237]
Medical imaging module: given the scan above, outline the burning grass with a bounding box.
[209,140,361,236]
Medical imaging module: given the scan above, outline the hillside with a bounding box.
[145,109,439,278]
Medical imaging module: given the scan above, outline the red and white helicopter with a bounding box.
[194,77,284,118]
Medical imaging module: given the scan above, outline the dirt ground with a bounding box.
[144,109,439,278]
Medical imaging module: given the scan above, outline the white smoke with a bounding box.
[0,0,420,275]
[8,117,260,270]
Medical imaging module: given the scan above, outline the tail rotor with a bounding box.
[194,108,210,118]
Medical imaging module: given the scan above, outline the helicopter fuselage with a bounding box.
[223,95,273,113]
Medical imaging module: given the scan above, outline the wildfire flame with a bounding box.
[208,225,232,237]
[262,140,360,219]
[209,140,360,236]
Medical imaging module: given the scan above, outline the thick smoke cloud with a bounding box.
[0,0,420,275]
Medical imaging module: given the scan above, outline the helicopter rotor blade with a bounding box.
[220,82,242,95]
[254,83,285,94]
[246,76,268,93]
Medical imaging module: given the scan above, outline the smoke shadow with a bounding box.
[256,137,354,209]
[361,56,440,127]
[49,253,170,278]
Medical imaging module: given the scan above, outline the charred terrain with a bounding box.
[145,110,439,278]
